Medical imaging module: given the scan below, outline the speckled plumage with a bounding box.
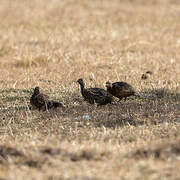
[77,78,113,105]
[106,81,135,101]
[30,87,62,111]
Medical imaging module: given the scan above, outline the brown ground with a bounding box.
[0,0,180,179]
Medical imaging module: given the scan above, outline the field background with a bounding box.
[0,0,180,179]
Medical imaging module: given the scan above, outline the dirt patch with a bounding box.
[40,147,61,156]
[69,150,101,162]
[47,176,101,180]
[23,159,43,168]
[0,145,24,159]
[129,140,180,160]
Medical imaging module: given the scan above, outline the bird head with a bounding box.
[77,78,85,87]
[105,81,112,88]
[146,70,153,75]
[34,86,40,95]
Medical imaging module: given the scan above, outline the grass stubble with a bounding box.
[0,0,180,179]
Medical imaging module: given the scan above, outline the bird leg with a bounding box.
[118,98,123,102]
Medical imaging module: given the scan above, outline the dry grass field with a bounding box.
[0,0,180,179]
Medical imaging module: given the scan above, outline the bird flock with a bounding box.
[30,78,137,111]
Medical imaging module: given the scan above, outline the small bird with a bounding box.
[146,70,153,75]
[30,87,63,111]
[77,78,113,105]
[141,74,148,80]
[141,70,153,80]
[105,81,136,101]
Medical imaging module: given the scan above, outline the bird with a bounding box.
[141,70,153,80]
[30,86,63,111]
[105,81,136,101]
[141,74,148,80]
[77,78,113,105]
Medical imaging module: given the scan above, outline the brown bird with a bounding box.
[105,81,136,101]
[77,78,113,105]
[141,74,148,80]
[141,70,153,80]
[30,87,63,111]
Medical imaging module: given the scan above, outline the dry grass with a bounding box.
[0,0,180,179]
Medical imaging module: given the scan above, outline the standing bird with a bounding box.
[77,78,113,105]
[105,81,136,101]
[30,86,63,111]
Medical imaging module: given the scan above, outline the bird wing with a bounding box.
[113,82,134,92]
[86,88,112,102]
[36,93,49,105]
[87,88,108,97]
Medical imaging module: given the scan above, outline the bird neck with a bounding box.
[80,84,85,94]
[106,86,112,93]
[33,91,39,96]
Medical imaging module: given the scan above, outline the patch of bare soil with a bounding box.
[129,140,180,160]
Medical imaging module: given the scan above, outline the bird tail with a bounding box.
[52,101,63,108]
[47,101,63,109]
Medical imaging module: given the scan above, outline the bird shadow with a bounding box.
[0,87,179,130]
[89,88,180,129]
